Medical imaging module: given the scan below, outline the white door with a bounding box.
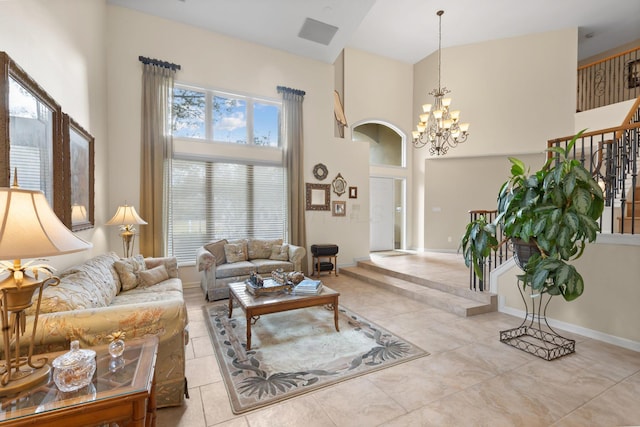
[370,177,394,251]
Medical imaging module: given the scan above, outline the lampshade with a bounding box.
[0,187,92,260]
[106,205,148,226]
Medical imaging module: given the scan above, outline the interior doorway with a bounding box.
[370,177,405,251]
[352,120,407,253]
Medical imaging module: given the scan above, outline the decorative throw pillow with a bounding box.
[269,244,289,261]
[113,255,146,291]
[224,242,248,263]
[138,264,170,288]
[204,239,228,265]
[144,257,179,278]
[248,239,283,260]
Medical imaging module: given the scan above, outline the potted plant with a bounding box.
[460,130,604,302]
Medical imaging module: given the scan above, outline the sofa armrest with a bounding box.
[288,244,306,272]
[196,246,216,272]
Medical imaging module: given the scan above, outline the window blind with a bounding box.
[168,159,287,264]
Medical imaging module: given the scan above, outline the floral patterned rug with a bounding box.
[204,303,429,414]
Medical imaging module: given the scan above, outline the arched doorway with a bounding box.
[352,121,407,251]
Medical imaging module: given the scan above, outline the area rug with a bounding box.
[204,303,429,414]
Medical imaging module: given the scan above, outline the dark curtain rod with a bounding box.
[138,55,181,71]
[277,85,306,96]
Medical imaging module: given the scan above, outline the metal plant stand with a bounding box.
[499,280,575,361]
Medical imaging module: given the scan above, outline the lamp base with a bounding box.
[0,364,51,396]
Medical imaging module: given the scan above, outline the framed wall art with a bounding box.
[306,183,330,210]
[63,114,94,231]
[349,186,358,198]
[332,173,347,196]
[312,163,328,180]
[332,201,346,217]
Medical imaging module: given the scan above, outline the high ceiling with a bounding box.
[108,0,640,64]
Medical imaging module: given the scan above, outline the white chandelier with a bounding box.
[413,10,469,155]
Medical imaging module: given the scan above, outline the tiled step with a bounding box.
[355,259,494,305]
[340,265,496,317]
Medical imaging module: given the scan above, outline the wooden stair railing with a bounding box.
[467,98,640,291]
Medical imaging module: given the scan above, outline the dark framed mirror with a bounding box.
[63,114,94,231]
[305,183,330,211]
[0,51,64,220]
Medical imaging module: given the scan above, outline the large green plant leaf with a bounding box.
[573,164,592,183]
[563,212,579,233]
[555,263,572,287]
[545,222,559,240]
[533,217,547,235]
[508,157,526,176]
[557,227,572,248]
[563,273,584,301]
[563,172,577,197]
[531,268,549,290]
[572,188,592,214]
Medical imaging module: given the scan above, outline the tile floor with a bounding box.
[158,258,640,426]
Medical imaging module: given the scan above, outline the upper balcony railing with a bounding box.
[577,46,640,112]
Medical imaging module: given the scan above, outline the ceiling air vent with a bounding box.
[298,18,338,46]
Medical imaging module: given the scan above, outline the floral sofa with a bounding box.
[196,238,306,300]
[21,252,188,408]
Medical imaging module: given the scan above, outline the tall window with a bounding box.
[172,85,280,146]
[168,84,285,264]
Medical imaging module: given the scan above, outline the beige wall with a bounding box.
[414,29,578,251]
[106,6,371,280]
[0,0,109,269]
[575,99,637,131]
[579,38,640,67]
[424,152,546,250]
[496,239,640,347]
[342,48,414,251]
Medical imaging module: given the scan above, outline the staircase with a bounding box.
[340,259,497,318]
[618,186,640,233]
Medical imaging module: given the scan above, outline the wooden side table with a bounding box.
[0,336,158,427]
[312,254,338,276]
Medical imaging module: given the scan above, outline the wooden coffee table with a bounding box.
[228,281,340,350]
[0,336,158,427]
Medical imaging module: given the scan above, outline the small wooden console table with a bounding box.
[0,336,158,427]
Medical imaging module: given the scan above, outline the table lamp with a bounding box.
[0,176,92,395]
[105,204,147,258]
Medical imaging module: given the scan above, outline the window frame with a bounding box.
[0,51,65,223]
[172,84,281,148]
[168,82,286,265]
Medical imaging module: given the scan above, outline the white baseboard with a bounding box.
[498,304,640,353]
[182,281,200,289]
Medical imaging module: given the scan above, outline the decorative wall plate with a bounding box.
[332,173,347,197]
[313,163,328,180]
